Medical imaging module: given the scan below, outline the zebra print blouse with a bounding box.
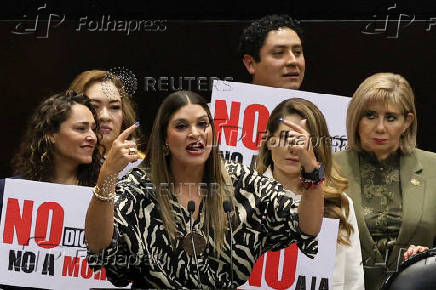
[87,162,318,289]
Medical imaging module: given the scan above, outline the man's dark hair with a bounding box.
[238,14,303,62]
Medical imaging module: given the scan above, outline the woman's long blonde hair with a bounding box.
[257,98,353,245]
[143,91,233,255]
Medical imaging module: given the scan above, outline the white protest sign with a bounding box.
[211,81,346,289]
[0,179,126,289]
[210,81,350,167]
[240,218,339,290]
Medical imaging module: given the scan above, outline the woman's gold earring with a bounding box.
[163,143,170,156]
[41,135,53,162]
[40,151,48,162]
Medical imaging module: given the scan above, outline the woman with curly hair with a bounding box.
[0,91,103,218]
[11,91,102,185]
[256,98,364,290]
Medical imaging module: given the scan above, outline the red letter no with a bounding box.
[213,100,241,146]
[35,202,64,248]
[3,198,33,245]
[242,104,269,150]
[248,253,265,286]
[265,245,298,289]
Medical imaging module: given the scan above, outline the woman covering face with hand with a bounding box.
[257,98,364,290]
[85,91,323,289]
[69,70,144,178]
[334,72,436,289]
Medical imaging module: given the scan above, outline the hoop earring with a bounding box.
[163,143,170,156]
[40,151,48,163]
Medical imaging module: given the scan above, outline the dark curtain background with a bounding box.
[1,0,435,178]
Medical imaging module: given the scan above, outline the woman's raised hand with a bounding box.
[279,118,318,172]
[101,123,140,175]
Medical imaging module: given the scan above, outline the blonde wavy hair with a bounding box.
[257,98,353,245]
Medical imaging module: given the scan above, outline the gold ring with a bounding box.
[128,147,137,155]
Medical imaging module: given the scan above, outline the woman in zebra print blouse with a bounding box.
[85,90,323,289]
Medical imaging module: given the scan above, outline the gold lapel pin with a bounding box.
[410,178,420,186]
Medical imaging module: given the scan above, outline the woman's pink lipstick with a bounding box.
[374,138,387,144]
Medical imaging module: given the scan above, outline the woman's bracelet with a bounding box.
[93,173,118,202]
[299,177,325,190]
[93,185,115,202]
[299,162,325,190]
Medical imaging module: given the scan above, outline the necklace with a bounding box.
[182,232,207,255]
[174,199,207,255]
